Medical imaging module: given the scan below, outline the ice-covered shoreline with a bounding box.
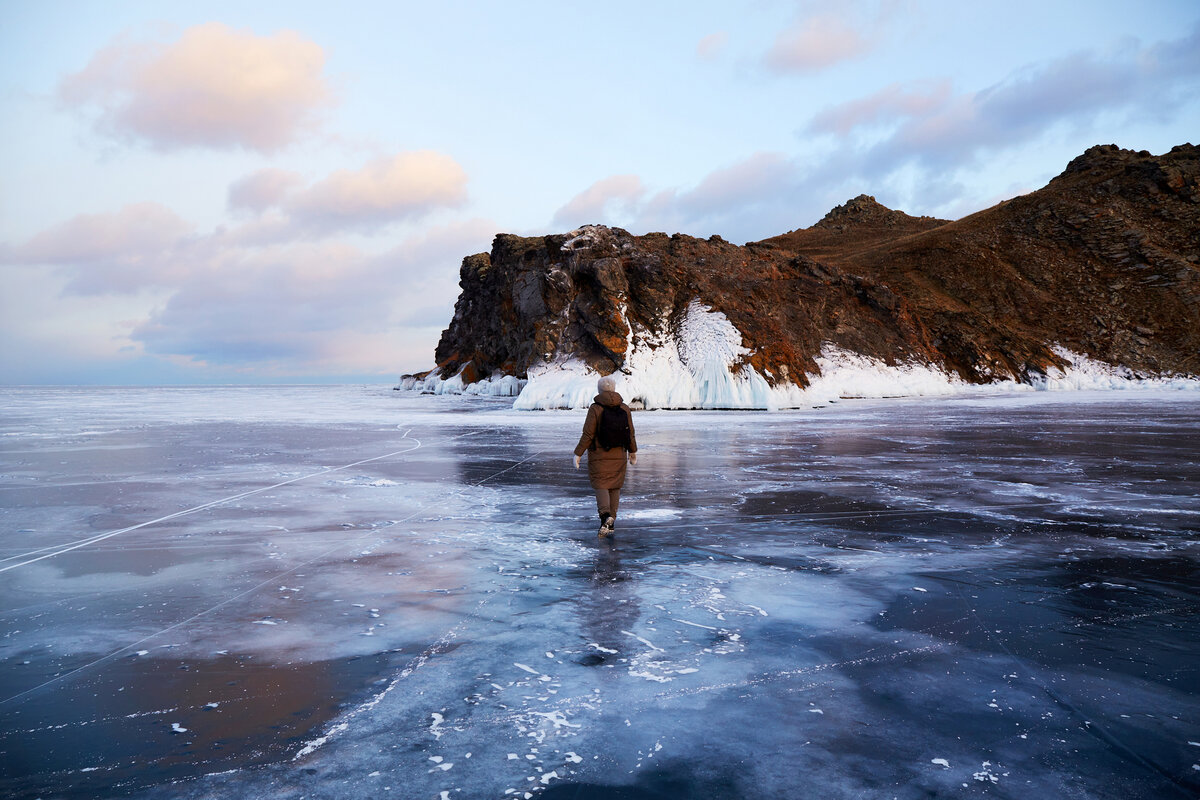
[400,301,1200,410]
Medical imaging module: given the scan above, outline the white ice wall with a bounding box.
[399,368,526,398]
[513,301,807,410]
[1031,346,1200,392]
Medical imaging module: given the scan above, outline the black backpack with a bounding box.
[595,405,631,450]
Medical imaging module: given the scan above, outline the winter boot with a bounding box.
[598,512,613,538]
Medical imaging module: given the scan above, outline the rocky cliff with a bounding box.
[761,144,1200,381]
[415,144,1199,408]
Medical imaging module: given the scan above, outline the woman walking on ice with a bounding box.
[574,376,637,538]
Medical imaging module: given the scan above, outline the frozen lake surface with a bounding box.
[1,386,1198,799]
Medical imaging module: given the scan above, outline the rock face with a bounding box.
[424,144,1199,405]
[761,144,1200,381]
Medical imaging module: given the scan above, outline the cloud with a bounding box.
[0,263,182,384]
[374,218,499,327]
[697,32,729,61]
[2,215,494,380]
[59,22,332,152]
[3,202,193,294]
[218,151,469,241]
[765,12,872,74]
[808,23,1200,178]
[3,154,492,379]
[227,168,305,213]
[551,175,645,228]
[380,217,498,275]
[131,242,381,365]
[288,151,468,233]
[634,152,810,240]
[807,81,951,135]
[676,152,794,217]
[554,153,820,244]
[8,150,472,306]
[130,218,495,375]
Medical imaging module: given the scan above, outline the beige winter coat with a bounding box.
[573,390,637,490]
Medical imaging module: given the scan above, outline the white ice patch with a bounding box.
[513,662,548,678]
[513,300,803,410]
[972,761,1004,784]
[512,359,599,410]
[622,630,664,652]
[1032,347,1200,392]
[931,758,950,768]
[676,619,718,631]
[800,346,979,404]
[624,508,682,521]
[530,710,580,730]
[399,367,527,398]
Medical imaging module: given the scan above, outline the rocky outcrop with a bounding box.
[766,195,949,263]
[418,144,1199,405]
[759,143,1200,380]
[431,226,942,392]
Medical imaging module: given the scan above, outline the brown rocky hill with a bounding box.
[757,143,1200,380]
[765,194,949,263]
[425,144,1198,395]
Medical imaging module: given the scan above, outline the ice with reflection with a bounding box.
[0,386,1197,799]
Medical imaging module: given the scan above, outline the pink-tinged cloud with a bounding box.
[900,26,1193,172]
[551,174,645,228]
[555,153,811,243]
[129,219,496,374]
[697,32,729,61]
[4,208,496,377]
[289,151,468,232]
[765,13,871,74]
[677,152,793,215]
[807,81,952,135]
[59,22,332,152]
[130,242,378,366]
[375,217,499,327]
[5,203,193,294]
[227,168,305,213]
[379,217,498,275]
[797,21,1200,208]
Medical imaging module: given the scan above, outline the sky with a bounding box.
[1,1,1198,385]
